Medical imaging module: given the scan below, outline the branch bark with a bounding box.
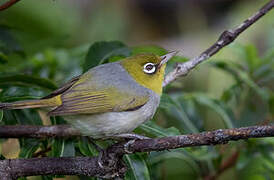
[0,0,21,11]
[0,156,127,179]
[0,125,273,179]
[163,0,274,86]
[0,125,80,138]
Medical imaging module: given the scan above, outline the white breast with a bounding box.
[64,93,160,138]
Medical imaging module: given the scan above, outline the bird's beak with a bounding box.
[159,51,178,67]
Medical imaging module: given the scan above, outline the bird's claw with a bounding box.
[113,133,150,141]
[97,150,105,169]
[123,139,136,154]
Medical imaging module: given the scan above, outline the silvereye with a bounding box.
[0,52,176,139]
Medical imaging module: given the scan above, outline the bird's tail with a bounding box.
[0,95,62,110]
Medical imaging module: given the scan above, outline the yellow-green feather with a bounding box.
[49,87,149,116]
[120,54,165,95]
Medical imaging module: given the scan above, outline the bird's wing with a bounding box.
[48,75,149,116]
[42,75,81,99]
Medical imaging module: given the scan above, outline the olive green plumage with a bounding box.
[0,52,176,138]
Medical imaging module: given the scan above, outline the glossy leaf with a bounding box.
[0,52,8,64]
[19,139,40,158]
[78,137,99,156]
[211,61,269,101]
[51,138,75,157]
[238,71,269,101]
[161,94,199,133]
[0,110,3,122]
[185,93,235,128]
[0,74,57,90]
[138,121,180,137]
[149,151,200,174]
[61,140,75,157]
[0,95,41,102]
[83,41,131,72]
[125,154,150,180]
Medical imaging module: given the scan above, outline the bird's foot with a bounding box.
[123,139,136,153]
[112,133,150,140]
[87,137,107,169]
[112,133,150,154]
[97,149,107,169]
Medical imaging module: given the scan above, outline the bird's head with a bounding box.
[121,51,177,95]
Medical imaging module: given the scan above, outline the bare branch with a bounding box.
[0,125,80,138]
[163,0,274,86]
[0,156,127,179]
[0,0,21,11]
[0,125,273,178]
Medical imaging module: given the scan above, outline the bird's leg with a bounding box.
[87,137,106,168]
[111,133,151,154]
[111,133,150,140]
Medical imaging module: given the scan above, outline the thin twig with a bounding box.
[0,125,273,178]
[0,0,21,11]
[204,150,239,180]
[163,0,274,86]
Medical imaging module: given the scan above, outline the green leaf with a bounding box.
[269,94,274,115]
[62,140,75,157]
[160,94,199,133]
[132,45,167,56]
[238,71,269,101]
[0,74,57,90]
[51,138,75,157]
[0,95,41,102]
[125,154,150,180]
[0,110,3,122]
[244,44,260,71]
[138,121,180,137]
[41,176,53,180]
[186,93,235,128]
[78,175,97,180]
[211,61,269,101]
[0,52,8,64]
[149,151,200,174]
[83,41,131,72]
[78,137,99,156]
[51,139,65,157]
[0,25,24,56]
[221,84,242,103]
[19,139,40,158]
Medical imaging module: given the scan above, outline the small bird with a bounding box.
[0,52,176,139]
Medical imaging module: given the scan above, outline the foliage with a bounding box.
[0,18,273,180]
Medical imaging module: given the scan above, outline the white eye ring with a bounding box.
[143,63,156,74]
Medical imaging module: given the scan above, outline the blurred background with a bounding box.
[0,0,273,180]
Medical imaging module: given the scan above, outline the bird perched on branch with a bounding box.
[0,52,176,139]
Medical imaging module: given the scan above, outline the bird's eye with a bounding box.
[143,63,156,74]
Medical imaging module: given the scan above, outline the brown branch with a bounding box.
[0,125,274,179]
[0,0,21,11]
[0,125,80,138]
[204,150,239,180]
[163,0,274,86]
[0,156,127,180]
